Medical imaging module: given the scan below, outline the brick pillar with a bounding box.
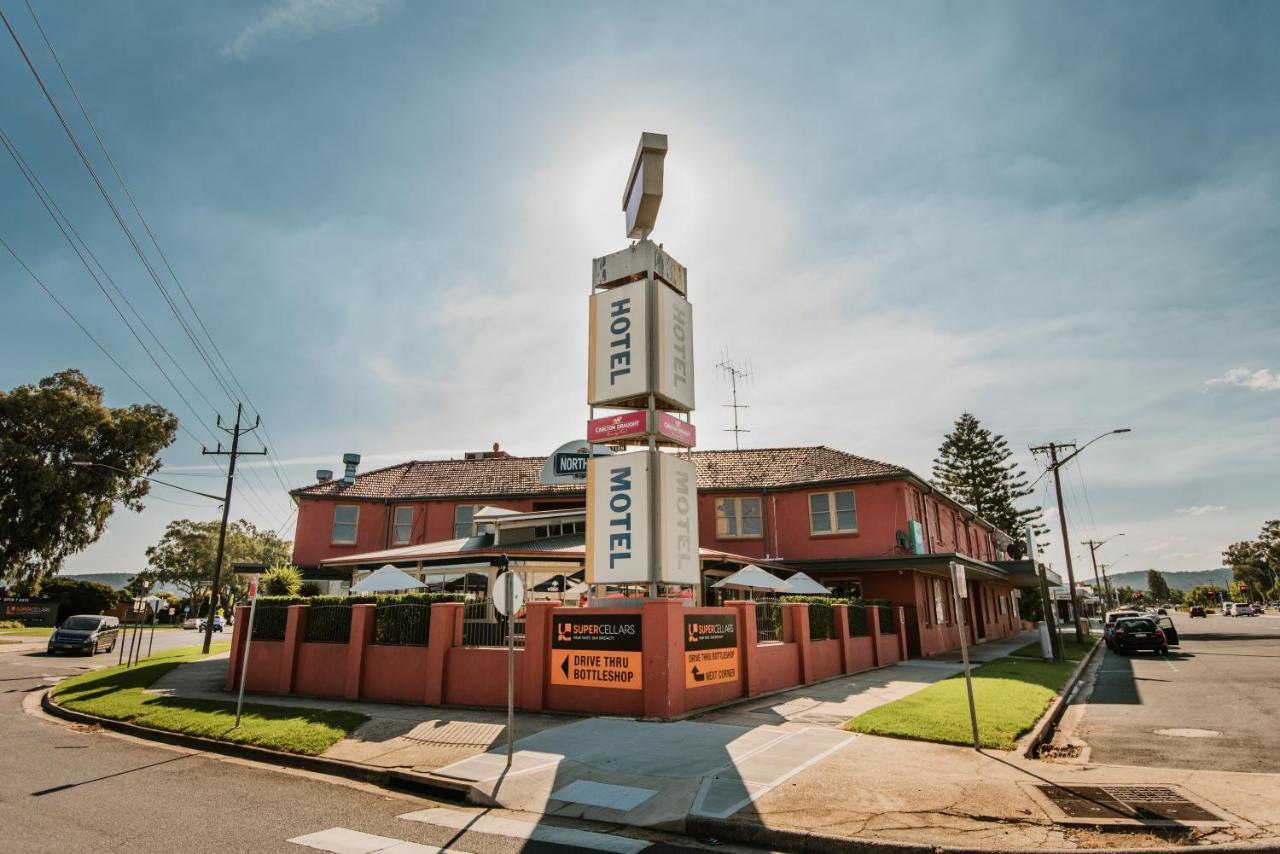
[520,602,557,711]
[728,600,757,696]
[897,606,909,661]
[425,602,461,706]
[786,603,813,684]
[344,603,375,700]
[868,605,882,667]
[224,604,251,690]
[642,599,685,720]
[279,605,307,695]
[833,605,851,674]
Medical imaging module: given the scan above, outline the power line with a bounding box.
[18,0,298,500]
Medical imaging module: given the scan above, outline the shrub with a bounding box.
[261,565,302,597]
[248,593,463,643]
[39,577,119,624]
[0,619,25,629]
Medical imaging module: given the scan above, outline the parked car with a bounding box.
[47,615,120,656]
[1230,603,1254,617]
[1188,606,1207,618]
[1252,603,1265,615]
[1103,610,1143,649]
[197,616,225,632]
[182,617,200,630]
[1221,602,1235,616]
[1112,617,1169,655]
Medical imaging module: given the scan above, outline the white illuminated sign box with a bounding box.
[588,279,695,412]
[656,285,695,412]
[658,454,699,584]
[587,451,651,584]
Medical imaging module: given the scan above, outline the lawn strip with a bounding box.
[51,643,366,756]
[845,655,1079,750]
[1008,638,1095,661]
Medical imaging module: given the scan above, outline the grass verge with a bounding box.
[845,653,1084,750]
[51,644,367,756]
[1009,638,1096,661]
[0,627,55,637]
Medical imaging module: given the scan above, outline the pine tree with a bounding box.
[932,413,1047,554]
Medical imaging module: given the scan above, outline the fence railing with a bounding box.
[847,605,870,637]
[373,603,430,646]
[460,599,524,648]
[755,599,782,643]
[808,602,835,640]
[877,604,897,635]
[251,605,292,641]
[304,604,353,643]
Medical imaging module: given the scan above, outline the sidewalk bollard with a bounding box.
[1038,621,1052,659]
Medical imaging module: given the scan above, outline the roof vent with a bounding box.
[341,453,361,485]
[316,469,333,483]
[464,442,510,461]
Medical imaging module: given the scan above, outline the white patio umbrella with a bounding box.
[783,572,832,595]
[349,564,427,594]
[711,565,795,593]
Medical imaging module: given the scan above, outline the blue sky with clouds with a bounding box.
[2,0,1276,580]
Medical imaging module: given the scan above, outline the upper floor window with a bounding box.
[453,505,477,539]
[332,504,359,544]
[715,496,762,539]
[809,490,857,535]
[392,506,413,545]
[533,521,586,539]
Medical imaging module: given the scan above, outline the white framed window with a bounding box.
[392,506,413,545]
[998,594,1007,616]
[715,496,763,539]
[332,504,359,544]
[453,505,477,539]
[932,577,946,625]
[809,490,857,535]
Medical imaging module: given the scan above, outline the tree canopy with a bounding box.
[932,412,1046,554]
[0,370,177,593]
[142,518,291,612]
[1146,569,1172,602]
[1224,520,1279,601]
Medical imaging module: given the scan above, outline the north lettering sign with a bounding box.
[684,613,738,688]
[539,440,613,486]
[550,614,643,690]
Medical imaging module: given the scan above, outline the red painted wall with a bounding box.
[362,645,431,704]
[293,642,348,698]
[809,639,842,680]
[753,642,801,694]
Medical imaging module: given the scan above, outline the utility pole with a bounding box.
[201,402,266,655]
[1031,428,1131,644]
[1082,534,1124,611]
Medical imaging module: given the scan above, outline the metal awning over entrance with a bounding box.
[784,553,1027,585]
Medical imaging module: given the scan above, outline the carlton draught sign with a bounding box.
[586,451,698,585]
[588,279,695,412]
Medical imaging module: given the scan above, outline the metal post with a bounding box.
[117,612,127,665]
[147,604,156,658]
[1045,444,1084,643]
[1029,527,1062,662]
[951,562,980,750]
[505,566,515,770]
[235,595,259,728]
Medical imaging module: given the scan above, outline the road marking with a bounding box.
[397,807,650,853]
[288,827,469,854]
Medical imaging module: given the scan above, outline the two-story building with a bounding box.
[289,445,1045,657]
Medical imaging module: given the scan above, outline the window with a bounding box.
[923,578,932,626]
[332,504,359,544]
[932,500,942,543]
[715,496,763,538]
[532,521,586,539]
[391,506,413,545]
[932,577,946,625]
[809,490,857,535]
[453,505,477,539]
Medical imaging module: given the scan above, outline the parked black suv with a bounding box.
[47,615,120,656]
[1111,617,1169,655]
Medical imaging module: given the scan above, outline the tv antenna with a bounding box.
[716,353,753,450]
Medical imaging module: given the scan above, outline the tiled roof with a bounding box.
[292,446,908,500]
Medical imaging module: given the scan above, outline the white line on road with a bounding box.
[397,807,651,854]
[289,826,471,854]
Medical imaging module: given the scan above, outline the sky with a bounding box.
[2,0,1276,582]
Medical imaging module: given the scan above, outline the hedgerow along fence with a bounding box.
[249,594,463,643]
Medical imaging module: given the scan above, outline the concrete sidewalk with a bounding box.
[144,637,1280,850]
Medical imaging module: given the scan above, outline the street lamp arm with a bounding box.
[70,460,224,503]
[1056,428,1131,469]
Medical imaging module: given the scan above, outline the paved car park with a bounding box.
[1068,611,1280,773]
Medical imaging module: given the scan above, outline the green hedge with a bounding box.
[249,594,462,643]
[848,607,869,636]
[877,604,897,634]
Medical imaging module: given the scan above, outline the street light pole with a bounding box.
[1031,429,1130,644]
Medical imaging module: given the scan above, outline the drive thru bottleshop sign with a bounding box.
[684,613,738,688]
[586,451,699,585]
[550,613,643,689]
[587,410,696,447]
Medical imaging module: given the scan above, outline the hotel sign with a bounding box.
[658,454,699,584]
[550,613,643,690]
[587,278,695,412]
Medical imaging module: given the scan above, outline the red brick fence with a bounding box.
[225,599,908,720]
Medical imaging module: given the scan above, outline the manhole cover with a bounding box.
[1155,728,1221,738]
[1030,784,1230,827]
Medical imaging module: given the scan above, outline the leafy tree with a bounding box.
[39,577,119,624]
[932,413,1046,554]
[141,518,290,616]
[1018,587,1044,622]
[0,370,177,593]
[1146,569,1172,602]
[261,564,302,596]
[1114,585,1141,606]
[1185,584,1226,607]
[1224,521,1278,601]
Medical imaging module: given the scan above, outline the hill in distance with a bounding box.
[60,572,134,590]
[1106,567,1231,592]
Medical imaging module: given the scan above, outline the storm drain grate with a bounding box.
[1031,784,1230,827]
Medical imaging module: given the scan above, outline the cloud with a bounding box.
[1144,536,1188,553]
[223,0,397,59]
[1206,368,1280,392]
[1176,505,1227,516]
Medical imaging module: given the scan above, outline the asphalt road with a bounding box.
[1073,611,1280,772]
[1,635,740,854]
